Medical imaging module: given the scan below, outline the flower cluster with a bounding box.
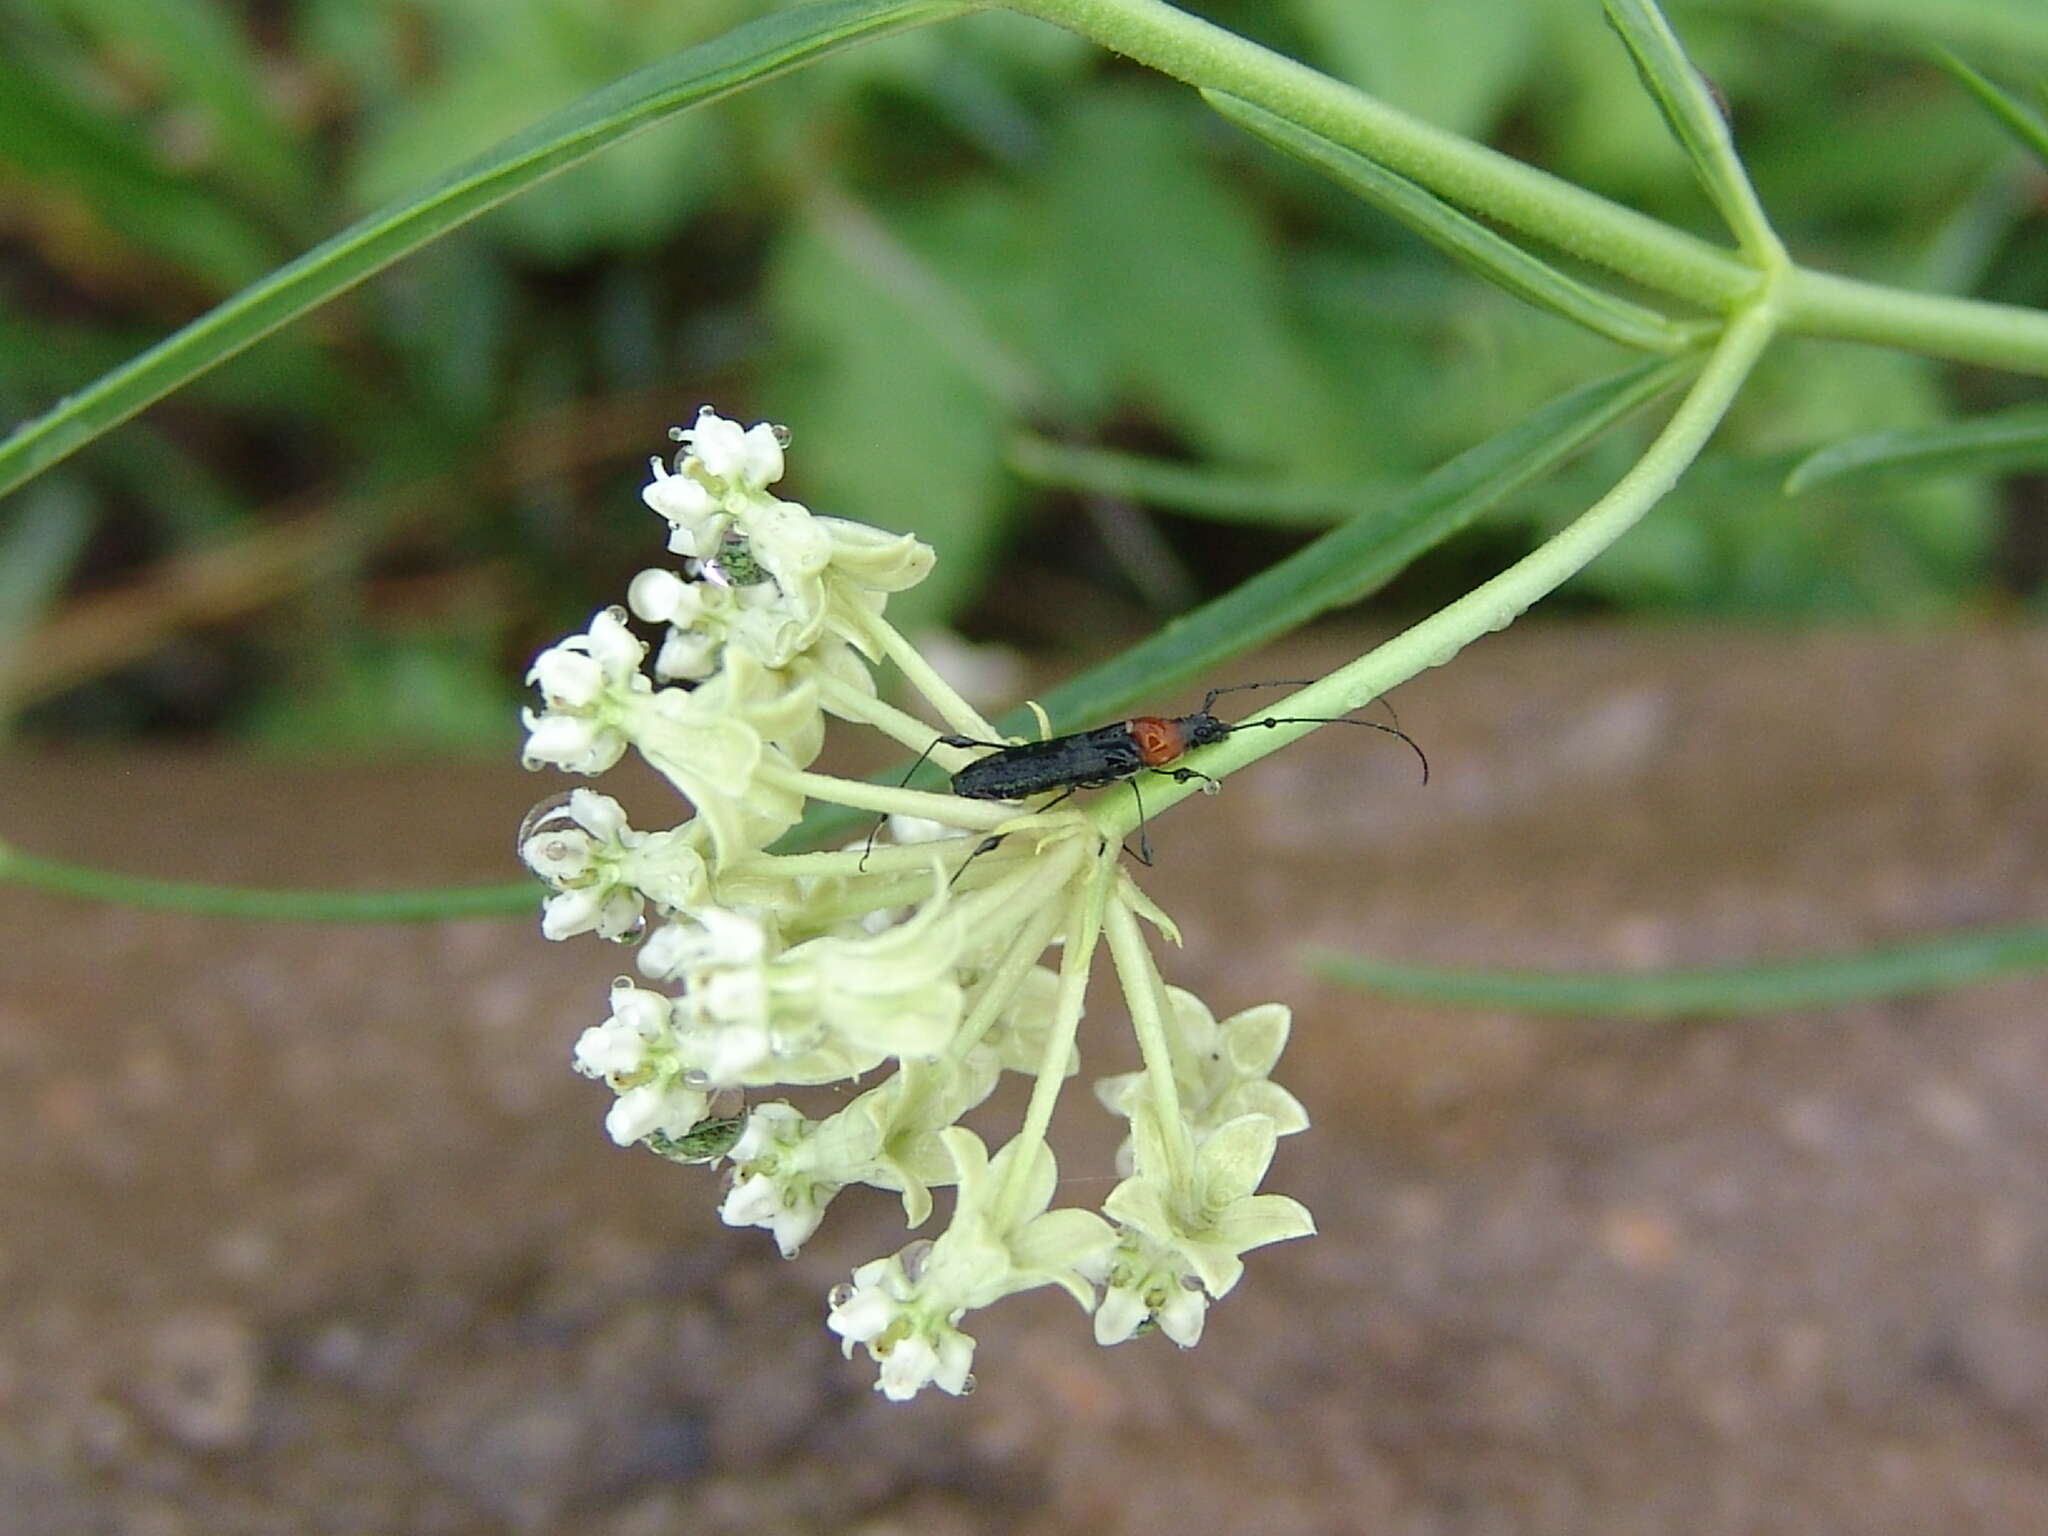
[520,408,1315,1400]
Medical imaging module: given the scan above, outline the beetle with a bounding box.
[864,682,1426,869]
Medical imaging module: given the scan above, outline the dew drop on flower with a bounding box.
[770,423,792,448]
[602,603,630,625]
[957,1373,976,1397]
[610,975,636,993]
[516,791,578,848]
[828,1283,855,1310]
[682,1069,711,1090]
[707,1087,745,1119]
[898,1239,935,1283]
[607,913,650,945]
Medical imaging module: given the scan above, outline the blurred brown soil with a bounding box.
[3,622,2046,1535]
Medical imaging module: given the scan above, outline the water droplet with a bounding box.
[602,603,629,625]
[897,1239,935,1283]
[827,1283,855,1310]
[770,423,792,448]
[957,1373,976,1397]
[607,913,649,945]
[681,1069,711,1090]
[667,424,688,443]
[610,975,636,993]
[517,791,579,848]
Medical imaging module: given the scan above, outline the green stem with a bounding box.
[1781,267,2048,378]
[1096,292,1781,839]
[1006,0,2048,377]
[855,610,1002,742]
[998,0,1751,310]
[815,670,967,759]
[1102,890,1192,1186]
[945,875,1074,1065]
[1003,845,1115,1211]
[778,765,1012,828]
[0,837,533,920]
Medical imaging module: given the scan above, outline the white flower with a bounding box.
[1095,990,1307,1173]
[718,1102,835,1257]
[1083,1230,1210,1348]
[521,608,648,775]
[827,1129,1113,1401]
[627,562,819,678]
[827,1246,978,1402]
[572,984,711,1147]
[519,789,644,941]
[518,790,715,942]
[658,907,779,1085]
[1101,1103,1314,1304]
[641,879,968,1088]
[677,405,785,494]
[783,876,966,1060]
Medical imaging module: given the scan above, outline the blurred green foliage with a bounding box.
[1,0,2042,748]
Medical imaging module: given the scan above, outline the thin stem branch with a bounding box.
[998,0,1752,311]
[855,610,1002,741]
[1103,892,1191,1186]
[1094,292,1782,840]
[1781,266,2048,378]
[777,766,1013,828]
[1004,845,1116,1210]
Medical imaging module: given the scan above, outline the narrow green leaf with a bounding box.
[0,0,966,501]
[1007,435,1389,528]
[1784,402,2048,493]
[1934,49,2048,165]
[1206,91,1707,355]
[0,837,535,921]
[1601,0,1783,262]
[1309,924,2048,1018]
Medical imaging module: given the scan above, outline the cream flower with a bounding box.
[1101,1103,1314,1304]
[1095,989,1307,1173]
[572,983,712,1148]
[718,1102,834,1258]
[619,650,819,862]
[1084,1230,1211,1348]
[521,608,648,775]
[827,1129,1114,1401]
[519,790,715,941]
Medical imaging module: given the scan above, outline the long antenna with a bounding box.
[1223,713,1430,784]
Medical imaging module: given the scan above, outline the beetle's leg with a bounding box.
[860,732,1011,872]
[1163,765,1219,792]
[946,786,1080,889]
[1123,776,1154,867]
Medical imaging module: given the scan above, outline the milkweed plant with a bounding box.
[7,0,2047,1404]
[520,408,1316,1399]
